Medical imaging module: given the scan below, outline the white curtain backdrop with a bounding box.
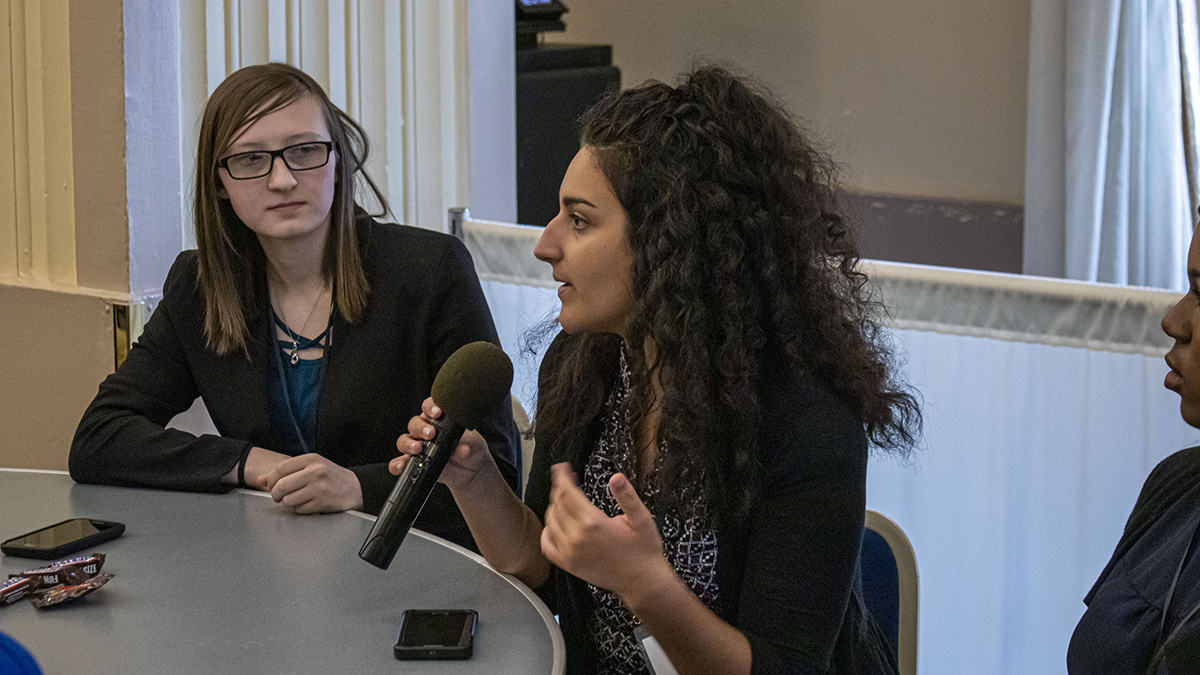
[461,215,1199,675]
[1025,0,1192,291]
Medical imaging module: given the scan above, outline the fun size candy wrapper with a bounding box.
[8,553,106,590]
[28,572,114,609]
[2,553,111,610]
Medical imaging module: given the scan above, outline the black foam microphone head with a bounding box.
[431,341,514,429]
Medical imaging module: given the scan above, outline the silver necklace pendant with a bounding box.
[273,284,327,369]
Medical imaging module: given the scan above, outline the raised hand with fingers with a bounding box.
[540,463,674,600]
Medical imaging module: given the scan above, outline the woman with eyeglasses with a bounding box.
[69,63,519,547]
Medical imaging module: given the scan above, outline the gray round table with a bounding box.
[0,469,564,674]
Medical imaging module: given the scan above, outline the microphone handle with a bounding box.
[359,416,465,570]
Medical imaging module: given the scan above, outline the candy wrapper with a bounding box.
[28,572,114,609]
[3,553,111,610]
[0,576,33,606]
[8,553,106,590]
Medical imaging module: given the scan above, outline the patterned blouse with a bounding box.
[581,351,721,675]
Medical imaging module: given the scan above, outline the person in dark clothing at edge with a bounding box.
[70,62,519,550]
[1068,218,1200,674]
[394,65,921,674]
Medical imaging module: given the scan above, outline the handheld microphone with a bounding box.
[359,341,513,570]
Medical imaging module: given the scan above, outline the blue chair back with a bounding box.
[861,510,919,675]
[861,526,901,653]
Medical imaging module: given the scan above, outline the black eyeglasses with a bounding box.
[217,141,334,180]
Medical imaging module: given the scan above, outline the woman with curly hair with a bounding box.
[394,65,920,674]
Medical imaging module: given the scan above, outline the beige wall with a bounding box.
[70,0,130,292]
[1,0,126,469]
[548,0,1030,204]
[0,286,114,470]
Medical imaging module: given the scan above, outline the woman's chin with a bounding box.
[1181,400,1200,429]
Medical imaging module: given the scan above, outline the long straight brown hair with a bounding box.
[194,62,389,355]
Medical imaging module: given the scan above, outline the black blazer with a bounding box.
[524,332,895,674]
[70,219,520,548]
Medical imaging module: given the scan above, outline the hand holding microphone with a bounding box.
[359,341,513,570]
[391,399,491,492]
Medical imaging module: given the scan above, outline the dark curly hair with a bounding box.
[534,66,921,526]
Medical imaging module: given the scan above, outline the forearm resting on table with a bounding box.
[452,455,550,588]
[622,564,752,675]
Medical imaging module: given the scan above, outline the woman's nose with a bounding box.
[267,155,298,190]
[534,216,562,264]
[1163,295,1192,342]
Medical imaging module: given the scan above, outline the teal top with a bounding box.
[269,309,329,455]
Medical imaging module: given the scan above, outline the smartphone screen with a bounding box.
[11,520,107,548]
[394,609,476,660]
[2,518,125,559]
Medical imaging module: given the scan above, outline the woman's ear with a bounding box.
[215,173,229,199]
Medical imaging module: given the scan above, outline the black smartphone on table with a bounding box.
[393,609,477,660]
[1,518,125,559]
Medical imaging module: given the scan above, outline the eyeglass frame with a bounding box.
[216,141,335,180]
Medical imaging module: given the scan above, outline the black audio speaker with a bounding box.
[516,43,620,228]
